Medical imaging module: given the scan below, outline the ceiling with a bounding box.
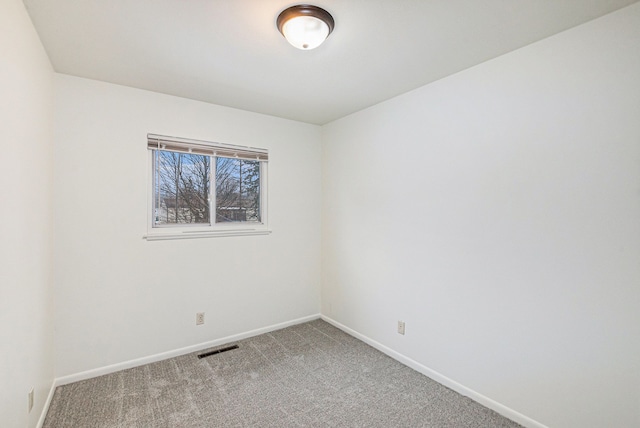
[23,0,639,125]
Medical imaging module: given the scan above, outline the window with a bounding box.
[145,134,269,240]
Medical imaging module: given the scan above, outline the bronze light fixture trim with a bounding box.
[277,4,335,50]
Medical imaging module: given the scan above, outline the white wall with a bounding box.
[322,4,640,428]
[53,75,322,377]
[0,1,54,427]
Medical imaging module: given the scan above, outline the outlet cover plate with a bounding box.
[398,321,405,335]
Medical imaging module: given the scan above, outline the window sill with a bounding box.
[143,228,271,241]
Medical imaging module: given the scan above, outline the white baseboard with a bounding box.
[36,379,57,428]
[321,315,548,428]
[41,313,542,428]
[53,313,320,388]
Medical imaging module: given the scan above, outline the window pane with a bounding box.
[154,150,210,225]
[216,157,261,223]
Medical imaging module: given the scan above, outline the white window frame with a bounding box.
[144,134,270,241]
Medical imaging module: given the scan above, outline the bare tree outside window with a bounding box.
[216,157,261,223]
[154,151,210,225]
[153,150,261,226]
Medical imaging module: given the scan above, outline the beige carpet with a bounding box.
[43,319,522,427]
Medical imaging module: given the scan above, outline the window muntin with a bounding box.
[146,134,269,240]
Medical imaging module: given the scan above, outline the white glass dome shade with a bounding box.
[277,5,335,50]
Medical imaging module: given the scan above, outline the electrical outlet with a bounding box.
[196,312,205,325]
[28,388,34,413]
[397,321,405,335]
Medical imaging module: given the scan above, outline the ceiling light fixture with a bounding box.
[277,4,335,50]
